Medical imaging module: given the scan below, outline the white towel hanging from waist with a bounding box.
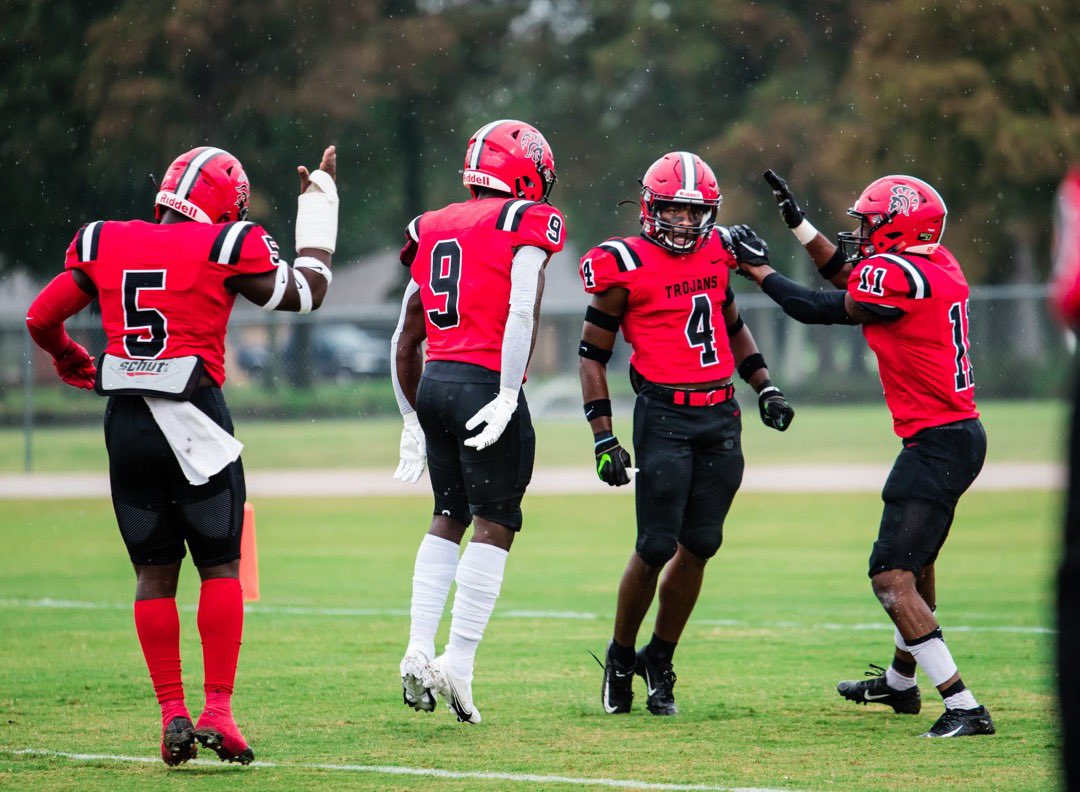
[143,397,244,486]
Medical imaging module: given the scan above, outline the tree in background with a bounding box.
[2,0,1077,288]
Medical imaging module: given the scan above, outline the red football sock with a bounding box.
[197,577,244,712]
[133,597,187,722]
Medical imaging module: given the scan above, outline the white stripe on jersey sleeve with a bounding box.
[215,221,252,264]
[878,253,929,299]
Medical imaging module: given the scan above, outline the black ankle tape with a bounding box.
[940,678,966,698]
[891,657,917,676]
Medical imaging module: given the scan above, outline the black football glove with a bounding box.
[729,224,770,267]
[763,169,805,229]
[594,432,632,486]
[758,385,795,432]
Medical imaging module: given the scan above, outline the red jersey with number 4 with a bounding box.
[65,219,279,385]
[401,197,565,372]
[579,231,737,384]
[847,247,978,437]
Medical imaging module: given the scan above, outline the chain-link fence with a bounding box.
[0,284,1065,462]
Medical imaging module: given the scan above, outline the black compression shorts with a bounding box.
[631,389,745,566]
[105,387,246,567]
[416,361,535,531]
[868,418,986,577]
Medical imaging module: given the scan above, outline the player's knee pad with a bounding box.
[680,525,724,560]
[636,534,678,568]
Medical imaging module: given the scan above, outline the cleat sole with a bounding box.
[194,728,255,765]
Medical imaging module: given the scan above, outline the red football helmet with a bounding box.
[639,152,721,253]
[154,146,250,224]
[838,175,947,263]
[462,120,556,202]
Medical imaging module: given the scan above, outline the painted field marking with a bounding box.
[7,748,800,792]
[0,597,1053,634]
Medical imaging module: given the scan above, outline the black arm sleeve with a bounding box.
[761,272,856,326]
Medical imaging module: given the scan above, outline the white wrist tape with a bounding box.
[260,260,291,311]
[294,255,332,286]
[792,218,819,245]
[295,169,339,254]
[293,268,314,314]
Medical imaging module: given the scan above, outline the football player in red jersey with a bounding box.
[391,120,564,724]
[25,145,339,764]
[734,170,994,738]
[577,152,794,716]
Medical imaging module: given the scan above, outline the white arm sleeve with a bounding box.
[390,279,421,417]
[500,245,547,394]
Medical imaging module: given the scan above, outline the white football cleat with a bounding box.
[400,650,436,713]
[426,654,481,724]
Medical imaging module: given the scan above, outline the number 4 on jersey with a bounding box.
[685,293,718,367]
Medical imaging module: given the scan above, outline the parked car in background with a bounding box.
[237,323,391,382]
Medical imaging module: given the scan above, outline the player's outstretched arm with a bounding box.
[25,270,97,389]
[463,246,549,451]
[724,296,794,432]
[579,288,633,486]
[392,280,427,483]
[763,169,850,289]
[231,145,338,312]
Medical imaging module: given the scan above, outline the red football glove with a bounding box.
[53,341,96,390]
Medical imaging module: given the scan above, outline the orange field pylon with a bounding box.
[239,502,260,602]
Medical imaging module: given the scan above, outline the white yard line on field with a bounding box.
[0,597,1053,634]
[7,748,800,792]
[0,461,1062,499]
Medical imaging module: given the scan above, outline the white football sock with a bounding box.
[885,665,917,690]
[943,688,979,710]
[445,541,509,680]
[894,625,911,653]
[906,629,958,687]
[406,534,460,662]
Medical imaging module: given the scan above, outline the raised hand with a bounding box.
[763,169,805,229]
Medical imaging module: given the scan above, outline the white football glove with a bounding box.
[393,413,427,484]
[463,387,519,450]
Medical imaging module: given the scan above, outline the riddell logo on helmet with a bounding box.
[674,189,703,201]
[157,191,199,220]
[888,185,920,216]
[464,171,491,188]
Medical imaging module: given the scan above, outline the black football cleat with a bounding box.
[837,663,921,715]
[160,715,197,766]
[635,647,677,716]
[599,642,635,714]
[921,705,995,738]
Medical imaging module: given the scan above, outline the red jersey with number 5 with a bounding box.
[400,197,565,372]
[64,219,279,385]
[579,231,737,384]
[846,247,978,437]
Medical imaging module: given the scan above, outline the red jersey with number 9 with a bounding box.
[401,197,565,372]
[64,219,279,385]
[579,231,737,384]
[846,247,978,437]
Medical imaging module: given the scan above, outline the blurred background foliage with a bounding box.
[1,0,1077,284]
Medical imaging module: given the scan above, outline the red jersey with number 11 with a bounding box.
[64,219,280,385]
[401,197,565,373]
[579,231,737,384]
[846,247,978,437]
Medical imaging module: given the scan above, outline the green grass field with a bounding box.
[0,399,1067,472]
[0,487,1062,790]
